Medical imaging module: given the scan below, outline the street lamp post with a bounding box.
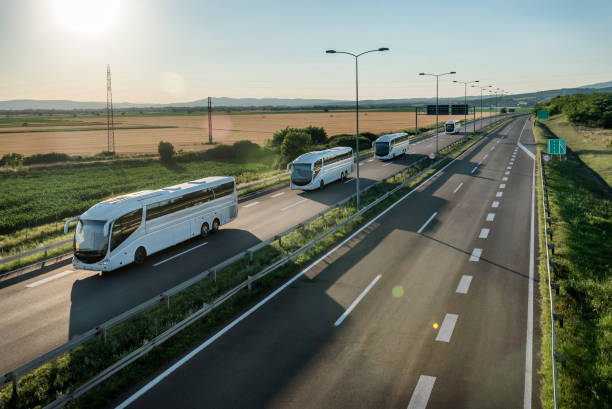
[419,71,456,156]
[471,84,492,132]
[326,47,389,209]
[453,80,479,133]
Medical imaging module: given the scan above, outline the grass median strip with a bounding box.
[0,119,507,409]
[533,119,612,409]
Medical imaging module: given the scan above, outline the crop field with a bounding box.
[0,111,493,156]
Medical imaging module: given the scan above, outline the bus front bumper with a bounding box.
[72,257,113,272]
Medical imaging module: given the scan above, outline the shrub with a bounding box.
[270,126,328,146]
[23,152,71,165]
[327,134,371,151]
[360,132,378,142]
[158,141,175,163]
[304,126,328,144]
[0,152,24,167]
[280,130,311,167]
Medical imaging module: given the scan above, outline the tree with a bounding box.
[158,141,175,163]
[280,130,311,167]
[500,107,507,114]
[304,126,328,144]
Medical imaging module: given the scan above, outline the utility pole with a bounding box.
[207,96,213,144]
[106,64,115,153]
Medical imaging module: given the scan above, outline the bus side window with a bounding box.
[314,159,322,176]
[111,208,143,251]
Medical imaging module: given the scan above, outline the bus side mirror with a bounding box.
[64,216,79,234]
[286,163,292,171]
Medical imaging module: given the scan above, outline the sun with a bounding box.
[52,0,120,35]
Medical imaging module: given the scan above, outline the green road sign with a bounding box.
[537,109,550,120]
[547,139,566,155]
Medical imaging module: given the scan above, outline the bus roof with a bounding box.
[374,132,408,143]
[445,119,461,125]
[81,176,235,221]
[293,146,352,164]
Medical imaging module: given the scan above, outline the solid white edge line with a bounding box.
[417,212,438,234]
[242,201,259,208]
[280,199,307,211]
[115,123,496,409]
[456,275,473,294]
[453,182,464,193]
[334,274,382,326]
[25,270,75,288]
[407,375,436,409]
[523,123,536,409]
[435,313,459,342]
[271,192,285,198]
[153,241,209,267]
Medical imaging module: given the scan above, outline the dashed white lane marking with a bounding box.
[490,146,495,151]
[492,201,500,208]
[479,228,490,238]
[382,162,393,167]
[243,201,260,208]
[453,182,464,193]
[367,159,374,162]
[344,178,355,184]
[456,275,473,294]
[486,213,495,221]
[26,270,75,288]
[154,242,209,267]
[507,166,512,170]
[435,313,459,342]
[281,199,307,211]
[334,274,382,326]
[483,154,488,160]
[471,166,479,174]
[417,212,438,234]
[271,192,285,198]
[407,375,436,409]
[502,177,508,181]
[496,191,503,197]
[470,248,483,261]
[505,171,510,175]
[499,183,506,188]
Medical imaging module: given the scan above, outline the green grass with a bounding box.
[533,119,612,409]
[0,120,503,409]
[0,158,279,235]
[0,116,105,127]
[543,114,612,187]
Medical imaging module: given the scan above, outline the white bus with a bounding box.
[288,147,353,190]
[445,120,462,134]
[373,132,410,160]
[64,176,238,272]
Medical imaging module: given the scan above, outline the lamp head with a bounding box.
[325,50,336,54]
[419,73,425,76]
[378,47,389,51]
[474,80,480,83]
[450,71,456,74]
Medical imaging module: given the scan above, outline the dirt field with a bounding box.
[0,111,494,156]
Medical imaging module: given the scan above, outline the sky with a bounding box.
[1,0,611,103]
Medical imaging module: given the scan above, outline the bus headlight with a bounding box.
[100,259,110,265]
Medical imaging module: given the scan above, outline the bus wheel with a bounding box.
[212,218,220,234]
[200,222,210,237]
[134,247,146,265]
[320,180,324,190]
[340,172,345,182]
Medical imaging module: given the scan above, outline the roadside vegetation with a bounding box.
[534,93,612,129]
[533,118,611,408]
[0,119,507,409]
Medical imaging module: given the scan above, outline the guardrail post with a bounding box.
[212,269,216,283]
[247,275,252,291]
[247,249,254,263]
[554,352,566,366]
[11,373,18,397]
[548,243,555,255]
[551,283,560,296]
[165,294,170,309]
[275,234,282,249]
[553,313,564,328]
[102,326,107,343]
[547,229,553,240]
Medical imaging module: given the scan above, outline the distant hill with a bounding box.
[578,80,612,89]
[1,84,611,111]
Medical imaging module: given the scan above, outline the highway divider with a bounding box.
[0,117,511,409]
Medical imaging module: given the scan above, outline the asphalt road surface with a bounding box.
[111,115,540,409]
[0,115,507,375]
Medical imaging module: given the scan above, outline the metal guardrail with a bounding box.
[539,151,561,409]
[3,116,509,405]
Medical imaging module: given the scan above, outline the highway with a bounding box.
[110,115,540,409]
[0,116,502,375]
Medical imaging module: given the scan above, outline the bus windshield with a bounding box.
[291,163,313,184]
[75,219,108,255]
[375,142,389,156]
[446,124,454,131]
